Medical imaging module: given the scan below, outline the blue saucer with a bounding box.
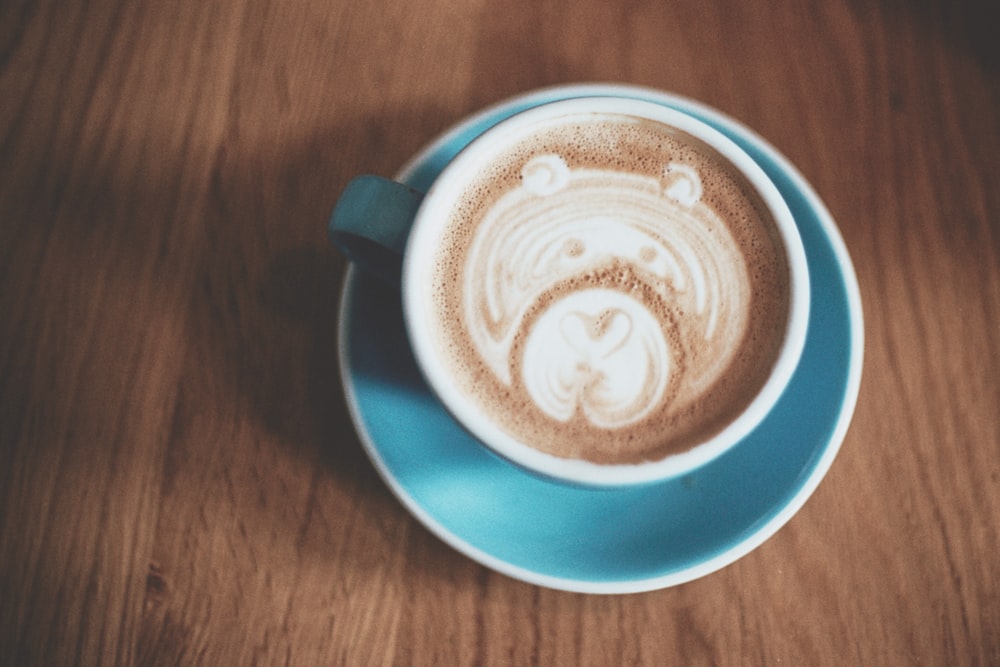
[337,84,864,593]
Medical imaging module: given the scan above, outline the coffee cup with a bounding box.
[330,96,809,486]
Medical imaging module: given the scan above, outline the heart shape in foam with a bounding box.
[559,308,633,362]
[521,289,671,428]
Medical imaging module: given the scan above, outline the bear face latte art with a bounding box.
[407,107,796,468]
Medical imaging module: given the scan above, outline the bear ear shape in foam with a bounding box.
[662,162,703,207]
[522,154,571,196]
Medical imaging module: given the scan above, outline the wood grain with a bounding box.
[1,0,998,664]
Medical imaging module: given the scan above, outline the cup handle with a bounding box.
[328,175,425,287]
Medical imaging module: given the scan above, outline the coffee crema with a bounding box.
[426,112,790,464]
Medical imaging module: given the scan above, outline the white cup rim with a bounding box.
[402,96,810,486]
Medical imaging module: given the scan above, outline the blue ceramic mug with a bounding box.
[330,96,809,487]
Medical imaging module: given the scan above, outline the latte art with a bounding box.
[465,154,749,429]
[427,113,791,464]
[521,289,671,428]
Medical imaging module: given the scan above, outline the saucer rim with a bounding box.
[337,83,864,593]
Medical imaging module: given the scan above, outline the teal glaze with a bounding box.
[335,85,863,592]
[328,175,423,287]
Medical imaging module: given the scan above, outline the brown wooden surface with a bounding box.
[2,0,999,664]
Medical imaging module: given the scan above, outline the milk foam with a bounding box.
[464,154,749,427]
[430,114,790,464]
[521,288,671,428]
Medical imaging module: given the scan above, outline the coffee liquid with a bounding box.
[428,113,790,464]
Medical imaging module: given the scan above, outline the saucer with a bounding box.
[337,84,864,593]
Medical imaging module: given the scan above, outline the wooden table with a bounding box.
[2,0,998,664]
